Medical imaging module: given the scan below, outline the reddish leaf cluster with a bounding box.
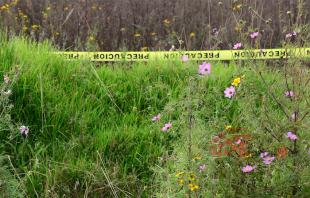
[210,129,251,157]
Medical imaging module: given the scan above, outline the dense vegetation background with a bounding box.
[0,0,309,50]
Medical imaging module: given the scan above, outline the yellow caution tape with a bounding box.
[56,48,310,61]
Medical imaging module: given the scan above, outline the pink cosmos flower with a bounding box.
[198,62,211,75]
[235,139,242,145]
[263,156,275,165]
[233,42,242,49]
[161,122,172,132]
[260,152,275,165]
[224,86,236,98]
[285,91,294,97]
[287,131,297,141]
[250,32,259,39]
[19,125,29,137]
[152,114,161,122]
[260,152,269,158]
[181,55,189,62]
[3,74,10,84]
[199,164,206,172]
[242,165,256,173]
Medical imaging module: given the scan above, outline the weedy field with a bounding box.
[0,34,309,197]
[0,0,309,197]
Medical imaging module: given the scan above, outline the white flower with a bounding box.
[3,89,12,96]
[19,125,29,136]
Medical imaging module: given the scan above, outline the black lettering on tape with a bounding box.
[268,51,274,57]
[214,53,220,58]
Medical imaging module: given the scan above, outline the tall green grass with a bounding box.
[0,35,200,196]
[1,35,308,197]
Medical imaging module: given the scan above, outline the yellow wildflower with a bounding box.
[141,46,148,51]
[188,183,199,191]
[163,19,171,25]
[190,32,196,38]
[0,4,9,11]
[22,15,28,19]
[232,77,241,87]
[22,26,28,32]
[233,4,242,12]
[175,171,184,177]
[234,25,242,33]
[177,179,184,185]
[244,153,252,158]
[31,24,40,30]
[192,155,201,161]
[150,32,156,36]
[225,125,232,131]
[134,33,141,37]
[88,36,95,41]
[188,173,196,181]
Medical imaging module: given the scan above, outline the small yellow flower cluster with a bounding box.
[140,47,148,51]
[177,179,184,185]
[192,154,202,161]
[0,4,10,11]
[232,77,241,87]
[233,4,242,12]
[88,36,95,41]
[18,10,28,20]
[42,6,51,18]
[175,171,200,191]
[188,173,196,181]
[31,24,40,31]
[225,125,232,130]
[244,153,252,158]
[163,19,171,26]
[188,183,199,191]
[1,0,18,11]
[175,171,184,177]
[134,33,141,38]
[190,32,196,38]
